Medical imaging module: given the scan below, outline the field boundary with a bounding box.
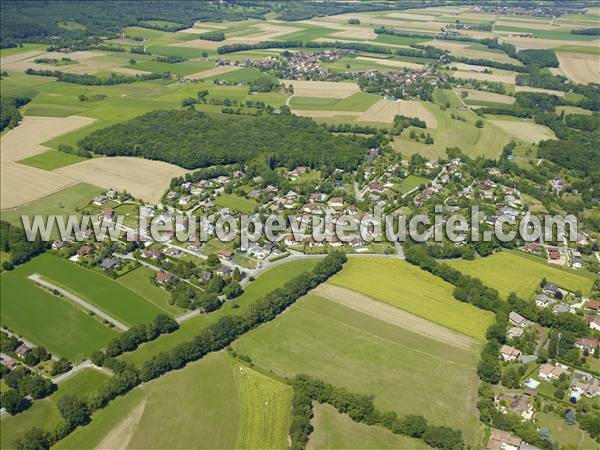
[313,284,478,351]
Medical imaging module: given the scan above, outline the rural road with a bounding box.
[28,274,129,331]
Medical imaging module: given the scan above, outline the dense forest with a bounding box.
[0,221,49,269]
[78,109,366,171]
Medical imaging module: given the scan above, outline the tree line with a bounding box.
[290,374,464,450]
[0,96,30,132]
[12,252,347,449]
[24,68,168,85]
[0,221,49,270]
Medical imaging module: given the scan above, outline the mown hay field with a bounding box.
[234,294,484,447]
[328,258,493,341]
[447,251,598,299]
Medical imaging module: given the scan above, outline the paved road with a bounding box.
[28,274,129,331]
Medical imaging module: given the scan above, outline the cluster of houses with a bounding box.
[487,429,540,450]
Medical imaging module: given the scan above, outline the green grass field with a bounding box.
[329,258,494,341]
[56,352,240,449]
[17,150,86,170]
[125,26,169,40]
[129,59,213,76]
[214,193,257,213]
[395,175,429,194]
[535,412,597,449]
[495,25,599,41]
[1,368,110,449]
[1,183,103,229]
[375,33,432,46]
[234,294,484,447]
[234,361,292,449]
[116,266,183,316]
[290,92,381,112]
[205,67,273,83]
[391,94,513,160]
[28,254,164,326]
[447,251,598,299]
[0,43,47,58]
[118,258,321,366]
[308,403,430,449]
[1,259,118,360]
[279,24,337,42]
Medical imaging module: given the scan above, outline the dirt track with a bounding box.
[313,284,478,351]
[95,399,146,449]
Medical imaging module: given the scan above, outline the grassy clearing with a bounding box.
[1,368,110,449]
[0,183,102,228]
[0,43,47,58]
[0,258,118,360]
[214,193,257,213]
[308,403,430,450]
[391,94,512,159]
[124,26,169,40]
[118,259,321,366]
[447,251,598,299]
[116,266,183,316]
[17,150,86,170]
[535,412,597,449]
[56,352,240,450]
[329,258,494,341]
[29,254,164,326]
[234,294,483,447]
[234,361,292,449]
[395,174,429,194]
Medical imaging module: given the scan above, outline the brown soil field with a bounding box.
[330,28,377,40]
[358,99,437,127]
[184,65,241,80]
[514,85,566,97]
[461,89,515,104]
[426,40,521,64]
[2,51,131,76]
[556,52,599,84]
[1,115,96,162]
[55,157,189,204]
[282,80,360,98]
[0,50,47,65]
[291,110,361,118]
[489,120,556,144]
[356,56,424,69]
[450,70,517,84]
[314,284,477,351]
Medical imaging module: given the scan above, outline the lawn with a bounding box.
[329,258,494,341]
[56,352,240,449]
[234,294,484,447]
[1,259,118,361]
[446,251,598,299]
[116,266,183,316]
[308,403,430,449]
[17,254,165,326]
[395,174,429,194]
[1,368,110,448]
[214,193,257,213]
[17,150,86,170]
[118,258,321,366]
[535,412,597,449]
[234,360,292,449]
[0,183,103,229]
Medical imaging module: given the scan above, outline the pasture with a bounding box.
[233,294,484,447]
[290,92,380,112]
[359,99,437,126]
[488,120,556,144]
[1,257,118,360]
[446,251,598,299]
[460,89,515,106]
[214,193,257,213]
[308,404,429,450]
[22,254,165,326]
[328,258,494,341]
[17,150,86,170]
[118,258,321,366]
[56,352,240,449]
[234,361,292,450]
[1,368,110,449]
[116,266,183,316]
[283,80,360,98]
